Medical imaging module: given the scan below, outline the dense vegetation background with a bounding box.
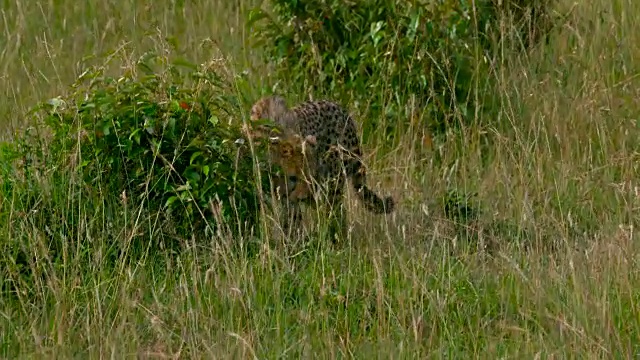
[1,0,639,357]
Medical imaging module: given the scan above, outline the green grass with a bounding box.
[2,0,640,358]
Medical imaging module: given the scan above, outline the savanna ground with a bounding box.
[1,0,640,358]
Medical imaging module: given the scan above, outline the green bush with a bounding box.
[1,52,284,296]
[34,53,271,237]
[249,0,554,143]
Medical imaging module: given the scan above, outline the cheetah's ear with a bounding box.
[303,135,317,146]
[291,134,317,146]
[293,134,316,156]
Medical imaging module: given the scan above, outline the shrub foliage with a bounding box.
[249,0,554,141]
[6,53,272,240]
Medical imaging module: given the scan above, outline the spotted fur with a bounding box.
[249,95,394,239]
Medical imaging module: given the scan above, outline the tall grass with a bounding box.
[1,0,639,358]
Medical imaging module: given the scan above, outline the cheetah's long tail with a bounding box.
[350,164,394,214]
[356,185,395,214]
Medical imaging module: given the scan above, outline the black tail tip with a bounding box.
[359,185,395,214]
[381,196,395,214]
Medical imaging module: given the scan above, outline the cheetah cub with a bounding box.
[250,95,394,239]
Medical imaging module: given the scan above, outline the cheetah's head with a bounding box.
[243,95,290,140]
[268,132,318,203]
[250,95,289,122]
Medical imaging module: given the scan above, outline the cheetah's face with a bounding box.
[268,133,317,203]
